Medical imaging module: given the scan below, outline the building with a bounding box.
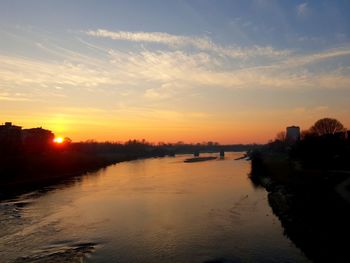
[0,122,23,155]
[22,127,55,153]
[286,126,300,142]
[0,122,22,134]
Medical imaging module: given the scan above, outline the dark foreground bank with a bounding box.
[0,151,145,200]
[0,139,178,199]
[249,151,350,263]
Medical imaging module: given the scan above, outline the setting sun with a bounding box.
[53,137,64,144]
[1,1,350,262]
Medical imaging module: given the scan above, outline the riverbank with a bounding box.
[250,151,350,262]
[0,152,150,200]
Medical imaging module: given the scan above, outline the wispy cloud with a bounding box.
[280,46,350,68]
[0,54,120,89]
[86,29,292,59]
[1,45,350,98]
[105,48,350,90]
[0,92,32,101]
[297,2,308,16]
[1,28,350,110]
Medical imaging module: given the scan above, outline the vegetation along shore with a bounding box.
[0,122,257,199]
[249,118,350,263]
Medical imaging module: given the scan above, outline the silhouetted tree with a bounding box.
[310,118,345,136]
[300,130,312,140]
[64,137,72,144]
[275,131,286,141]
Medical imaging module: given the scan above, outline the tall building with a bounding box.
[286,126,300,142]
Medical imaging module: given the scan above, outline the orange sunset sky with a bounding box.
[1,1,350,144]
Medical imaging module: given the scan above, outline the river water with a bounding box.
[0,153,310,263]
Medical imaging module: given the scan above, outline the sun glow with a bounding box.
[53,137,64,144]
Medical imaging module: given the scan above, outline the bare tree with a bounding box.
[300,130,311,140]
[275,131,286,141]
[310,118,345,136]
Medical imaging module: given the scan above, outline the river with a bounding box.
[0,153,310,262]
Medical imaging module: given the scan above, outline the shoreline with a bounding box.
[0,151,246,200]
[250,152,350,262]
[0,154,142,200]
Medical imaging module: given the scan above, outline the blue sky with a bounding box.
[0,0,350,143]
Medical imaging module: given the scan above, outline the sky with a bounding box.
[1,0,350,144]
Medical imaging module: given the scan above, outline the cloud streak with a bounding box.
[284,47,350,67]
[0,92,32,101]
[1,45,350,99]
[86,29,292,59]
[0,54,121,89]
[1,29,350,108]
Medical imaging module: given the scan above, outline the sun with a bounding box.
[53,137,64,144]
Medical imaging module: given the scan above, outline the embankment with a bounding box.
[250,151,350,263]
[0,151,154,199]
